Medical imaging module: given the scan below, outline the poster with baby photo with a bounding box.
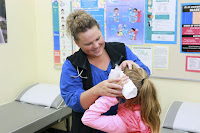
[0,0,7,44]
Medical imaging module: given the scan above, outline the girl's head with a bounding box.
[123,66,161,133]
[66,10,100,42]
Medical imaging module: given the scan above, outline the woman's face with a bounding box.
[75,26,105,59]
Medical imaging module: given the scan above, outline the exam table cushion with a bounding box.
[0,101,72,133]
[162,101,200,133]
[15,83,64,109]
[161,128,188,133]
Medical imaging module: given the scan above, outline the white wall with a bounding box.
[151,78,200,121]
[35,0,61,85]
[0,0,200,128]
[0,0,37,105]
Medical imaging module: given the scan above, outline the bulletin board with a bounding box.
[149,0,200,82]
[52,0,200,81]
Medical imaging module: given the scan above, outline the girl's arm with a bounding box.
[81,96,127,133]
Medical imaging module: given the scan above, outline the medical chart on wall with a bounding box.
[132,46,153,73]
[72,0,105,40]
[106,0,145,45]
[181,3,200,53]
[186,56,200,72]
[83,9,105,39]
[52,0,72,66]
[72,0,105,9]
[145,0,177,44]
[153,46,169,70]
[0,0,7,44]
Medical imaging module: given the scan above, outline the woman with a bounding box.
[60,10,150,133]
[82,66,161,133]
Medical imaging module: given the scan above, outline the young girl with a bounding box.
[81,66,161,133]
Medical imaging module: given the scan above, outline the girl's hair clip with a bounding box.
[141,78,147,85]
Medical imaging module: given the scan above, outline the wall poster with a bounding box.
[186,56,200,72]
[181,3,200,53]
[106,0,145,45]
[132,46,153,73]
[145,0,177,44]
[0,0,7,44]
[52,0,72,66]
[72,0,105,40]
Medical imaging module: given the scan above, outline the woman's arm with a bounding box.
[121,46,150,76]
[80,78,123,109]
[82,96,126,133]
[60,60,123,111]
[60,60,86,112]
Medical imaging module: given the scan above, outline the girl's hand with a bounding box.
[120,60,140,70]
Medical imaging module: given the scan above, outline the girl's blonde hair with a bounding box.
[66,10,100,42]
[123,66,161,133]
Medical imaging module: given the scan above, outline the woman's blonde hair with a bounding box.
[66,10,100,42]
[123,66,161,133]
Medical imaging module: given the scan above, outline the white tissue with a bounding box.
[108,65,124,79]
[122,79,137,99]
[108,65,137,99]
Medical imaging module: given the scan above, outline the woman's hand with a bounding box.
[93,76,129,97]
[115,75,129,98]
[93,78,123,97]
[120,60,140,70]
[116,75,129,87]
[81,78,123,109]
[80,76,128,109]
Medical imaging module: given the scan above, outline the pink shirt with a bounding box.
[81,96,151,133]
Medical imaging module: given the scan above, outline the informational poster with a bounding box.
[72,0,105,40]
[132,46,153,73]
[72,0,105,9]
[145,0,177,44]
[181,3,200,53]
[81,0,98,8]
[186,56,200,72]
[106,0,144,45]
[52,0,72,66]
[0,0,7,44]
[153,46,169,70]
[83,8,105,39]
